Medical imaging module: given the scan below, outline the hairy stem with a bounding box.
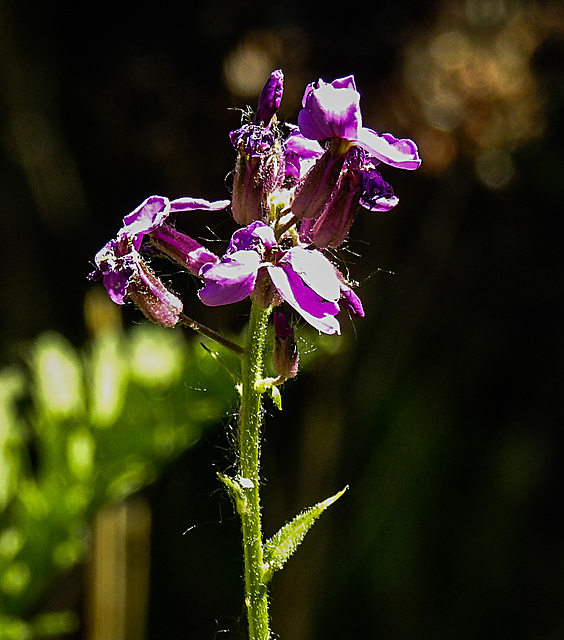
[178,312,244,356]
[238,301,272,640]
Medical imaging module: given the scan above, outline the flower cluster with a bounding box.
[89,70,420,342]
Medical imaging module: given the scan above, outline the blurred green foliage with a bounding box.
[0,324,239,637]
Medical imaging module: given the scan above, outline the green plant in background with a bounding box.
[0,323,238,638]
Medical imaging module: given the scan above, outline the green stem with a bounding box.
[238,301,272,640]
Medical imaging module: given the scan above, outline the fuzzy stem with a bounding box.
[238,301,272,640]
[178,312,244,356]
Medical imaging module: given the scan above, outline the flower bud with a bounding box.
[127,260,183,328]
[339,284,364,318]
[255,69,284,128]
[231,128,285,226]
[272,312,299,379]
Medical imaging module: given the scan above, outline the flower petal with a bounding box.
[298,79,362,141]
[169,197,231,213]
[356,128,421,170]
[281,247,341,302]
[198,250,261,306]
[267,264,341,335]
[121,196,171,249]
[226,221,276,255]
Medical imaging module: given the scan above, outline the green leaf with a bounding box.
[261,485,348,583]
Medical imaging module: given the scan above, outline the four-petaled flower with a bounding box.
[198,221,355,335]
[293,75,420,247]
[88,195,230,326]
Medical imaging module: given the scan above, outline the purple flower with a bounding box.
[298,76,421,170]
[119,194,229,274]
[298,149,398,248]
[291,75,420,247]
[197,221,352,335]
[88,236,183,327]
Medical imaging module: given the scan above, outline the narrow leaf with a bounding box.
[262,485,348,583]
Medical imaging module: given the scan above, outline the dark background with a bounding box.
[1,0,564,638]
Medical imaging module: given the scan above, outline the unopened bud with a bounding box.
[128,260,183,328]
[231,130,285,226]
[272,312,299,379]
[255,69,284,128]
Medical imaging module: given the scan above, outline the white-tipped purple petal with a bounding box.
[361,194,399,212]
[121,196,171,249]
[298,79,362,141]
[284,130,324,180]
[198,250,261,306]
[170,197,231,213]
[357,128,421,170]
[226,221,277,255]
[266,264,341,335]
[281,247,341,302]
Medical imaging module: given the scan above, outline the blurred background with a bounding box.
[1,0,564,638]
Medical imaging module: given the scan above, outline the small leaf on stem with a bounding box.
[261,485,349,583]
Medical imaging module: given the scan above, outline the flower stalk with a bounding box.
[87,68,420,640]
[238,301,272,640]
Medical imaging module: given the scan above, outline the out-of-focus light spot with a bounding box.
[416,128,458,176]
[430,30,470,70]
[464,0,509,26]
[394,0,561,186]
[90,333,126,427]
[84,287,122,338]
[223,31,282,98]
[0,562,30,596]
[53,538,83,569]
[129,325,183,386]
[0,528,24,560]
[67,429,95,479]
[32,333,83,418]
[475,149,515,190]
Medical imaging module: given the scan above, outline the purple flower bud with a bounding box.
[231,152,265,225]
[339,284,364,318]
[127,260,183,328]
[255,69,284,128]
[230,127,285,226]
[272,312,299,379]
[88,236,183,328]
